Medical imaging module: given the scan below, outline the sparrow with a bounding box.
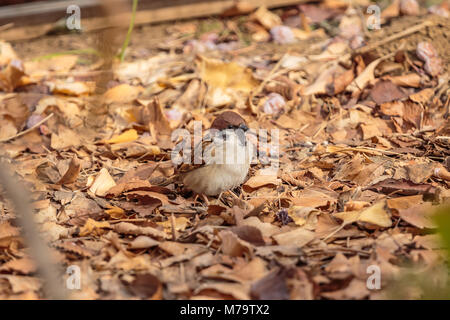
[173,111,255,197]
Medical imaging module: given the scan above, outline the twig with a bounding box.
[326,146,404,156]
[248,51,290,112]
[254,51,290,96]
[356,20,434,54]
[0,113,54,143]
[170,213,178,241]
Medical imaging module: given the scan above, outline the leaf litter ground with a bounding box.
[0,1,449,299]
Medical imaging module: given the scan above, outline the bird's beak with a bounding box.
[239,123,249,132]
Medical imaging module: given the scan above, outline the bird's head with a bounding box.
[210,111,248,132]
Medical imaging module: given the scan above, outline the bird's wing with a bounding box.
[174,131,218,175]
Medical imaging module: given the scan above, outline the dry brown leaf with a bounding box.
[241,216,280,238]
[288,206,320,229]
[335,200,392,228]
[0,275,41,294]
[272,227,315,248]
[51,80,94,96]
[103,84,143,103]
[250,268,289,300]
[57,157,81,185]
[122,273,162,299]
[106,251,152,271]
[0,41,19,66]
[50,125,82,150]
[386,195,423,212]
[346,56,387,93]
[251,6,282,29]
[243,173,281,192]
[230,225,265,246]
[406,163,434,184]
[128,236,160,249]
[386,73,421,88]
[0,258,36,275]
[399,203,436,229]
[380,101,404,117]
[88,168,117,197]
[369,80,406,105]
[0,59,25,92]
[409,88,434,104]
[360,123,383,140]
[321,278,369,299]
[24,55,78,76]
[0,221,21,248]
[219,230,254,257]
[113,222,168,240]
[157,217,190,233]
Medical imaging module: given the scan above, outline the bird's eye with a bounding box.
[239,123,249,131]
[227,124,233,129]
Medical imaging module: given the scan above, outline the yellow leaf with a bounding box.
[105,129,138,144]
[103,84,143,103]
[105,205,125,219]
[334,200,392,228]
[197,56,259,93]
[359,201,392,227]
[79,218,111,236]
[157,217,190,233]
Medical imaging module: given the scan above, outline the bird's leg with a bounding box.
[201,193,210,206]
[229,190,241,200]
[194,193,209,206]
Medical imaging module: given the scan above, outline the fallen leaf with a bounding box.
[399,203,436,229]
[380,101,404,117]
[409,88,434,104]
[57,157,81,185]
[335,200,392,228]
[89,168,117,197]
[128,236,160,249]
[346,56,387,93]
[105,129,138,144]
[122,273,162,299]
[369,80,406,105]
[243,173,281,192]
[113,222,168,240]
[103,84,143,103]
[0,258,36,275]
[272,227,315,248]
[219,230,253,257]
[79,218,111,237]
[250,268,290,300]
[251,6,282,29]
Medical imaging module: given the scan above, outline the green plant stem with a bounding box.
[119,0,138,62]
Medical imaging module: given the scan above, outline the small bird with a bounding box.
[175,111,255,198]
